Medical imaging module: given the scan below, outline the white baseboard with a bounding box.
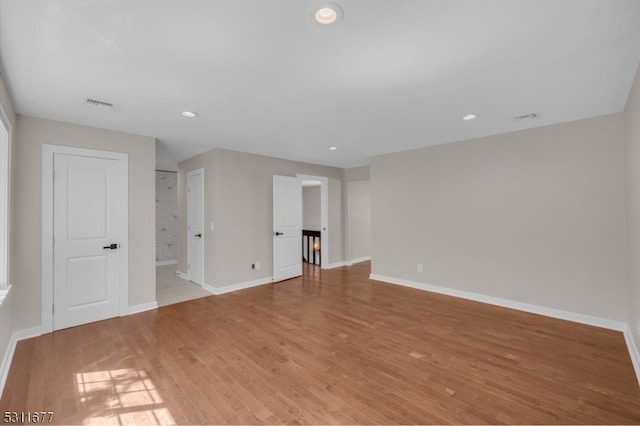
[2,300,160,399]
[369,274,624,331]
[176,270,188,280]
[369,273,640,385]
[200,282,217,294]
[128,301,158,315]
[156,260,177,266]
[0,285,11,306]
[345,256,371,266]
[623,324,640,386]
[0,327,41,399]
[326,261,348,269]
[208,277,273,295]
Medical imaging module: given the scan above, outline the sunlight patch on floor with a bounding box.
[76,368,175,425]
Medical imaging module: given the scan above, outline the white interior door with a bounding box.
[53,153,125,330]
[273,175,302,282]
[187,169,204,285]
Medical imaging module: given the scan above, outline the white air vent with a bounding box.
[512,112,539,121]
[84,98,114,110]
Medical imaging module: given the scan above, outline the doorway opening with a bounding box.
[155,168,210,306]
[297,174,328,274]
[272,174,329,283]
[301,179,321,272]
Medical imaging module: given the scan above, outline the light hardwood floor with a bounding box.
[2,261,640,424]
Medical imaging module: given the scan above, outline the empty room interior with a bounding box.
[2,0,640,424]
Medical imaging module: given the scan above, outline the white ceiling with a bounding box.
[1,0,639,170]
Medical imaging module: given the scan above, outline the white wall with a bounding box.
[371,114,628,321]
[178,148,344,288]
[13,116,156,331]
[625,66,640,353]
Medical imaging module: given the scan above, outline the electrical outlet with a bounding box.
[255,261,261,270]
[417,263,423,273]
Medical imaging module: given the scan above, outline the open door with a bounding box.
[273,175,302,282]
[187,169,204,286]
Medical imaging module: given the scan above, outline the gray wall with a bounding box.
[177,148,344,288]
[625,66,640,353]
[13,115,157,331]
[345,165,370,182]
[302,186,321,231]
[344,165,371,263]
[347,179,371,261]
[371,114,628,321]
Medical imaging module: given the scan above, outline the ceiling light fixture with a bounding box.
[462,114,478,121]
[181,111,199,118]
[312,3,343,25]
[329,146,338,151]
[512,112,539,121]
[84,98,114,111]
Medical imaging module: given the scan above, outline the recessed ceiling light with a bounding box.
[462,114,478,121]
[312,3,343,25]
[329,146,338,151]
[181,111,199,118]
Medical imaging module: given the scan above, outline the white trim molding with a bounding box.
[128,302,158,315]
[369,273,640,385]
[327,261,348,269]
[369,274,624,330]
[0,327,41,399]
[199,282,217,294]
[345,256,371,266]
[623,324,640,386]
[209,277,273,296]
[0,107,11,292]
[156,260,177,266]
[0,284,9,306]
[176,270,188,280]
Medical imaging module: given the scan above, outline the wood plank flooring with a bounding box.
[2,261,640,424]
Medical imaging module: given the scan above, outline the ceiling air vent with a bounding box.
[84,98,114,110]
[512,112,539,122]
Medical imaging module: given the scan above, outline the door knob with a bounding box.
[103,243,119,250]
[274,231,283,236]
[195,233,202,238]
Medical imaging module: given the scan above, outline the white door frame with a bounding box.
[187,168,204,285]
[0,106,11,290]
[42,144,129,334]
[297,174,329,269]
